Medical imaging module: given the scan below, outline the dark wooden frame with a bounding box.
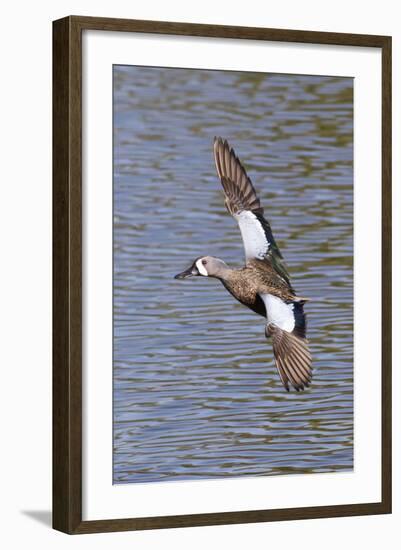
[53,15,392,534]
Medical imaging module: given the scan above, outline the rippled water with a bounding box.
[113,66,353,484]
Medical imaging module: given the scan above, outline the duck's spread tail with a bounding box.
[266,323,312,392]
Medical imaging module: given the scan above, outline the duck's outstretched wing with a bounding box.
[267,323,312,391]
[213,137,290,284]
[260,293,312,391]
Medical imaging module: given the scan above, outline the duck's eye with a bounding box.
[202,259,207,266]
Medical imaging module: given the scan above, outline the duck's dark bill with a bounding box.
[174,264,200,279]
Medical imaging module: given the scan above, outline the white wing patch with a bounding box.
[235,211,270,261]
[261,293,295,332]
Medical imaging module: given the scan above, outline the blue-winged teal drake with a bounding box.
[175,137,312,391]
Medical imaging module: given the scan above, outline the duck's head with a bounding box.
[174,256,228,279]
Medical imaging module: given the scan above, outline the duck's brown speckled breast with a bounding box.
[220,276,266,317]
[218,259,297,318]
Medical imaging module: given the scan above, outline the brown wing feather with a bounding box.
[213,137,291,285]
[213,137,263,216]
[266,323,312,392]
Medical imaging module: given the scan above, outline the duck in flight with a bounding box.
[175,138,312,392]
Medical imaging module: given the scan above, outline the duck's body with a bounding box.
[220,262,268,318]
[175,138,312,392]
[218,259,297,315]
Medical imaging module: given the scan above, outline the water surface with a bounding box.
[113,66,353,484]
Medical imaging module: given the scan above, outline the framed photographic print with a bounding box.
[52,16,392,534]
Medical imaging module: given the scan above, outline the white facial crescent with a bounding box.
[196,259,208,276]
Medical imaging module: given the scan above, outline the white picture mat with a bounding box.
[82,30,382,521]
